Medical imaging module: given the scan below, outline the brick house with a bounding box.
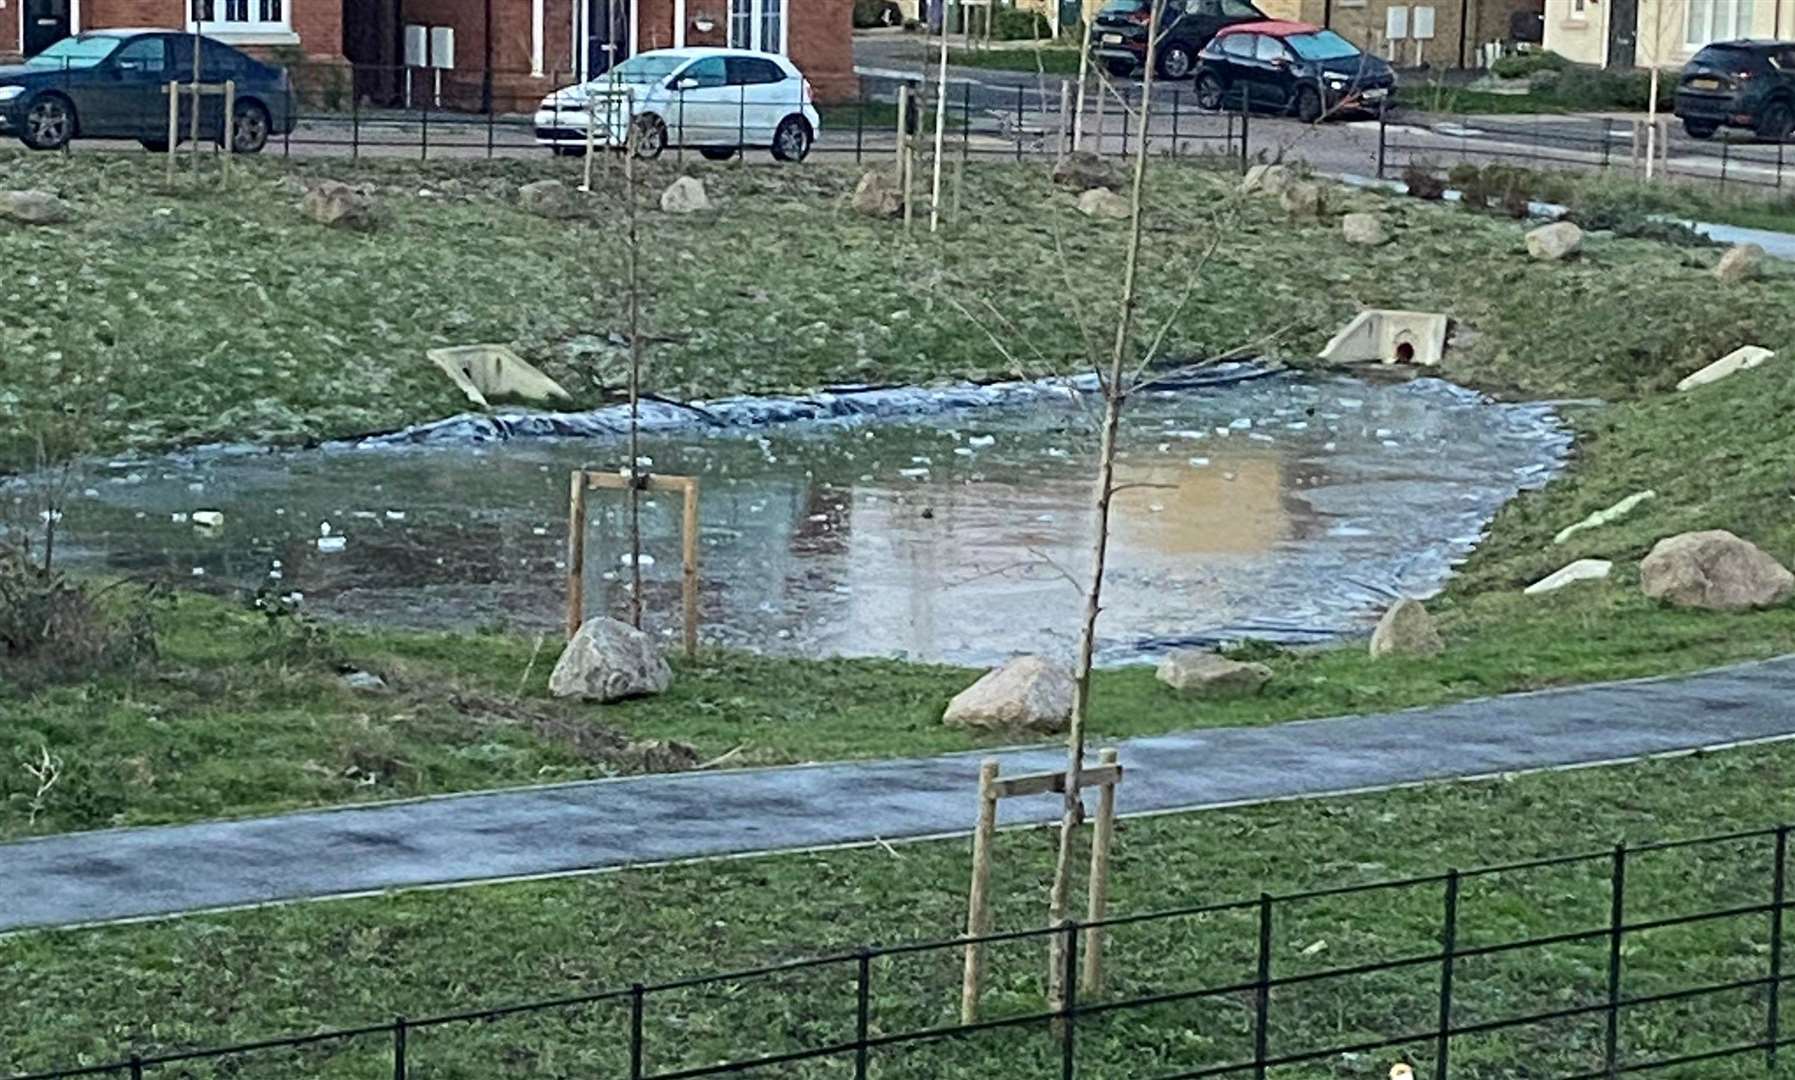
[1,0,857,105]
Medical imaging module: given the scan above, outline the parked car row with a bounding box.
[1090,0,1397,121]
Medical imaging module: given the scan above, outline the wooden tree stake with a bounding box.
[1082,747,1120,996]
[961,758,1001,1024]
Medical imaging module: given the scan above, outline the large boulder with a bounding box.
[518,179,579,218]
[1640,530,1794,611]
[851,170,903,218]
[1714,243,1765,284]
[1156,650,1272,697]
[942,655,1073,734]
[1076,187,1130,220]
[1525,221,1583,261]
[0,190,72,225]
[660,176,712,215]
[1341,212,1387,246]
[1369,597,1443,658]
[1280,180,1325,218]
[1052,151,1119,193]
[1240,163,1292,196]
[549,617,673,702]
[302,181,379,231]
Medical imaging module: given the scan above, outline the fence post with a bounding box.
[1720,135,1730,193]
[1060,920,1080,1080]
[1171,87,1181,159]
[392,1015,408,1080]
[1435,870,1460,1080]
[1239,85,1250,172]
[129,1055,143,1080]
[855,82,865,164]
[1601,117,1611,170]
[1254,893,1272,1080]
[1376,106,1387,180]
[1016,84,1025,163]
[420,93,430,162]
[487,91,496,159]
[1770,826,1788,1070]
[964,82,973,167]
[855,950,873,1080]
[629,983,645,1080]
[1603,844,1627,1078]
[352,89,361,161]
[1121,86,1131,158]
[1779,138,1786,191]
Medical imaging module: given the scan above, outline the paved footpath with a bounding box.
[6,656,1795,933]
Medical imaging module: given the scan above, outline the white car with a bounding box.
[533,48,820,162]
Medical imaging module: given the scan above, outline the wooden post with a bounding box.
[221,80,235,187]
[165,81,180,184]
[1082,748,1120,996]
[961,758,1001,1024]
[566,471,587,639]
[894,84,909,173]
[680,477,700,659]
[188,32,203,171]
[1058,80,1072,159]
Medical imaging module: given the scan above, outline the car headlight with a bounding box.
[1325,76,1347,88]
[0,86,25,103]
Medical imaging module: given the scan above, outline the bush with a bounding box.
[1490,50,1570,79]
[1543,65,1674,110]
[992,7,1053,39]
[0,546,158,686]
[853,0,902,27]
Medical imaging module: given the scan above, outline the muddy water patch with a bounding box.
[43,373,1569,666]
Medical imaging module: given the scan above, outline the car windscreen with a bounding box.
[1098,0,1150,13]
[592,53,689,85]
[1284,30,1361,61]
[24,35,124,69]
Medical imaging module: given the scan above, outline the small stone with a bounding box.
[1524,559,1614,595]
[550,617,673,702]
[1155,650,1272,697]
[0,190,72,225]
[1714,243,1765,284]
[1341,212,1386,246]
[942,655,1073,734]
[1525,221,1583,261]
[301,181,379,231]
[341,671,390,693]
[518,179,579,218]
[1280,180,1324,218]
[1052,150,1120,193]
[190,510,225,529]
[660,176,712,215]
[1640,530,1794,612]
[1369,597,1443,658]
[1076,187,1131,220]
[851,170,903,218]
[1677,346,1775,392]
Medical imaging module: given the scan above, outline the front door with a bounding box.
[23,0,71,57]
[1606,0,1637,68]
[586,0,630,78]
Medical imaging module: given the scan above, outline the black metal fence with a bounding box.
[1377,110,1794,193]
[11,824,1795,1080]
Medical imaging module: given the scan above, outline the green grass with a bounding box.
[6,156,1795,838]
[947,45,1087,76]
[6,740,1795,1077]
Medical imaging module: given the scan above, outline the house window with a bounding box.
[1685,0,1743,48]
[190,0,291,34]
[727,0,786,53]
[1570,0,1587,21]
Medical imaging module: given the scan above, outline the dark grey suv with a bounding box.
[1674,40,1795,140]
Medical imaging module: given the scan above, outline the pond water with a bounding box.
[42,370,1569,666]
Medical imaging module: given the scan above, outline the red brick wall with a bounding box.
[789,0,855,101]
[1,1,17,60]
[67,0,342,58]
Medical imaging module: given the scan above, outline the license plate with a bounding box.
[1363,87,1388,100]
[1102,33,1123,43]
[1690,76,1721,89]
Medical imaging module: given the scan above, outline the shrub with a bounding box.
[992,8,1053,39]
[0,547,158,686]
[1490,50,1570,79]
[853,0,902,27]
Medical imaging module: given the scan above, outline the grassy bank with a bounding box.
[6,154,1795,838]
[6,740,1795,1077]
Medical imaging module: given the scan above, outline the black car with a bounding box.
[0,30,295,153]
[1091,0,1267,81]
[1674,39,1795,140]
[1193,21,1394,121]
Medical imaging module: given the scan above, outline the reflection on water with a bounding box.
[39,374,1568,666]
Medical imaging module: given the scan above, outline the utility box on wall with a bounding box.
[429,27,456,70]
[404,24,428,67]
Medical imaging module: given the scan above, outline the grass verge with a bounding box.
[5,741,1795,1077]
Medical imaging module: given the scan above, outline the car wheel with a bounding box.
[1105,59,1136,79]
[771,115,813,162]
[21,94,75,151]
[699,146,738,161]
[1755,100,1793,142]
[1158,44,1194,81]
[1681,118,1718,140]
[1295,85,1323,124]
[1195,73,1226,111]
[632,114,668,159]
[226,101,271,155]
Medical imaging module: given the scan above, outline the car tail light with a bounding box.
[803,78,815,104]
[1127,8,1152,23]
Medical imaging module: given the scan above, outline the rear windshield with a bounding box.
[1285,30,1361,61]
[1691,43,1766,69]
[1099,0,1150,12]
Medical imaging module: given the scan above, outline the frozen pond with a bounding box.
[42,371,1569,666]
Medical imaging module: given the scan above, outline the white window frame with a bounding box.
[572,0,639,82]
[188,0,298,44]
[727,0,788,54]
[1569,0,1587,23]
[1684,0,1743,49]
